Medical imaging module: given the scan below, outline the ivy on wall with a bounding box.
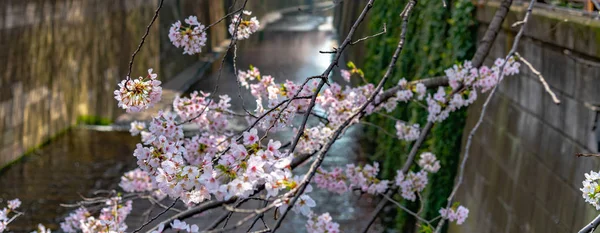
[361,0,475,231]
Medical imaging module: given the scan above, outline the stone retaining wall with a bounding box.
[0,0,227,168]
[451,2,600,232]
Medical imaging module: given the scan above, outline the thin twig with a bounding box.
[274,1,416,231]
[145,199,237,233]
[126,0,164,82]
[176,0,250,126]
[361,0,517,229]
[359,121,396,138]
[205,211,231,230]
[381,193,433,228]
[576,153,600,158]
[350,23,387,45]
[133,197,180,233]
[515,52,560,104]
[435,0,536,232]
[360,121,433,233]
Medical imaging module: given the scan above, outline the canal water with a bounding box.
[0,10,383,233]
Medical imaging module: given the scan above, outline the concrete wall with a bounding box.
[0,0,228,168]
[451,2,600,232]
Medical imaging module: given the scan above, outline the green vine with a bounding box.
[361,0,476,232]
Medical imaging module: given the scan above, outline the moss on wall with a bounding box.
[360,0,476,231]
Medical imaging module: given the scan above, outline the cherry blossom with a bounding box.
[440,205,469,225]
[114,69,162,113]
[229,11,260,40]
[340,69,351,82]
[169,16,208,55]
[306,212,340,233]
[396,170,428,201]
[417,152,440,173]
[129,121,146,136]
[243,128,259,145]
[6,199,20,210]
[395,121,420,142]
[582,171,600,209]
[61,197,132,233]
[0,198,22,233]
[119,168,156,193]
[30,224,51,233]
[427,57,520,122]
[415,83,427,100]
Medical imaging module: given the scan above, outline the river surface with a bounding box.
[0,11,383,233]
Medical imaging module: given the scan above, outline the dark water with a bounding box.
[0,12,382,233]
[0,130,140,231]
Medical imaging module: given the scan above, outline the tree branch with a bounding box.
[515,52,560,104]
[435,0,535,232]
[580,213,600,233]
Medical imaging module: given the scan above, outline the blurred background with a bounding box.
[1,0,600,232]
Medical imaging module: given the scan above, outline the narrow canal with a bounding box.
[0,10,383,233]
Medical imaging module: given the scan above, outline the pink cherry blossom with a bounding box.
[114,69,162,112]
[169,16,208,55]
[229,11,260,40]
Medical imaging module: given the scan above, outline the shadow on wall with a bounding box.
[0,0,228,168]
[452,2,600,233]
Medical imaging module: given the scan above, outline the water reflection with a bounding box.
[0,130,139,232]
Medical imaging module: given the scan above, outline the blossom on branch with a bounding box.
[169,16,208,55]
[582,171,600,209]
[417,152,440,173]
[60,197,132,233]
[395,121,420,142]
[229,11,260,40]
[0,198,22,233]
[440,205,469,225]
[427,57,520,122]
[114,69,162,113]
[306,212,340,233]
[129,121,146,136]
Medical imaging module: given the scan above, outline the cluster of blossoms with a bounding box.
[229,11,260,40]
[114,69,162,113]
[313,152,440,201]
[581,171,600,209]
[306,212,340,233]
[317,82,375,127]
[129,105,302,206]
[417,152,440,173]
[110,14,526,229]
[395,121,420,142]
[378,78,425,113]
[119,168,167,200]
[237,66,316,131]
[314,162,389,195]
[426,57,520,122]
[295,124,334,155]
[395,170,428,201]
[439,205,469,225]
[0,199,21,233]
[169,16,208,55]
[120,168,154,192]
[60,197,132,233]
[173,91,232,132]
